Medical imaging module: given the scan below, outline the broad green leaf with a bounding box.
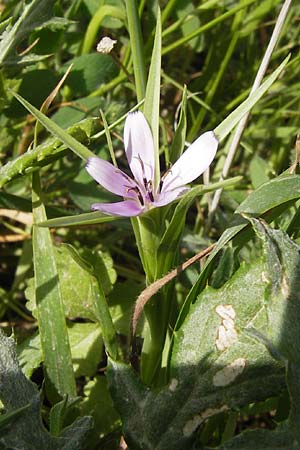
[108,220,300,449]
[18,323,103,379]
[68,323,103,377]
[143,6,162,187]
[26,244,117,321]
[17,333,43,378]
[56,245,116,320]
[32,173,76,400]
[81,376,120,445]
[179,174,300,322]
[109,280,143,336]
[0,405,31,430]
[218,422,294,450]
[0,330,92,449]
[60,54,118,95]
[11,92,94,161]
[214,55,290,142]
[58,243,117,359]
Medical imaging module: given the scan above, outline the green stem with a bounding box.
[91,276,118,360]
[125,0,147,102]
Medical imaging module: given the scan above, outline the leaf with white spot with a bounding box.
[108,219,300,449]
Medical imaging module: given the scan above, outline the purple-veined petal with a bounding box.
[86,157,137,198]
[153,187,189,207]
[124,111,155,187]
[161,131,218,192]
[91,200,143,217]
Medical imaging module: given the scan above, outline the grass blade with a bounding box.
[32,172,76,400]
[11,91,94,161]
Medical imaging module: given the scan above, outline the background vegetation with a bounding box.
[0,1,299,449]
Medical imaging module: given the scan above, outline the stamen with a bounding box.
[126,186,144,206]
[145,180,154,202]
[158,165,173,192]
[135,154,148,188]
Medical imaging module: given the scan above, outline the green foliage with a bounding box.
[0,330,92,449]
[108,219,300,449]
[1,0,300,448]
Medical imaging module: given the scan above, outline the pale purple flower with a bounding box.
[86,111,218,217]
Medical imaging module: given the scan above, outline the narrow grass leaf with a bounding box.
[38,211,123,227]
[32,172,76,400]
[143,6,162,187]
[214,55,290,141]
[11,91,94,160]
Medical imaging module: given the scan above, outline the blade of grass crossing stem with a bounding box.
[143,6,162,189]
[32,172,76,400]
[11,91,94,161]
[214,55,290,141]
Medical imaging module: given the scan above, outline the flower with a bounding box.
[96,37,117,54]
[86,111,218,217]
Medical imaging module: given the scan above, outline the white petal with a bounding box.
[124,111,155,186]
[92,200,143,216]
[161,131,218,192]
[153,187,189,207]
[86,157,137,198]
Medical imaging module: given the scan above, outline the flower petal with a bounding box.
[124,111,155,186]
[154,187,189,207]
[91,200,143,217]
[86,157,137,198]
[161,131,218,192]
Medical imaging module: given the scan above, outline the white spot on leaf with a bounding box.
[216,304,236,320]
[281,275,290,298]
[183,405,228,437]
[215,304,238,351]
[183,414,202,436]
[169,378,178,392]
[213,358,246,386]
[261,271,268,283]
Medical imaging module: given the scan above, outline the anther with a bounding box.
[158,166,172,193]
[126,186,144,206]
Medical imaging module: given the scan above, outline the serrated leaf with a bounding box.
[0,330,93,449]
[108,221,300,449]
[0,0,59,65]
[180,174,300,319]
[218,422,295,450]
